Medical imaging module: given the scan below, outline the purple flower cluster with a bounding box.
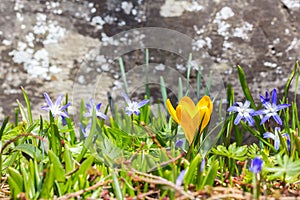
[227,88,291,151]
[227,88,290,126]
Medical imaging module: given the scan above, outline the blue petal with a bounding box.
[244,100,250,108]
[276,104,291,111]
[97,111,109,120]
[176,170,185,186]
[122,93,131,104]
[271,88,277,105]
[137,99,150,108]
[43,92,53,107]
[263,132,275,140]
[272,114,282,125]
[282,133,291,151]
[41,106,50,111]
[60,102,71,111]
[234,113,243,125]
[227,106,238,112]
[55,94,63,106]
[96,103,102,111]
[260,114,271,125]
[274,135,280,150]
[245,113,255,126]
[253,109,267,116]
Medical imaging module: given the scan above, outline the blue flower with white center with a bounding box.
[41,92,71,119]
[122,93,149,116]
[263,127,290,150]
[84,98,108,120]
[249,157,263,174]
[227,100,256,126]
[255,88,290,125]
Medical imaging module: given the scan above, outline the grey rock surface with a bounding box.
[0,0,299,125]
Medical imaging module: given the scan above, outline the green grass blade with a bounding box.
[0,116,9,140]
[111,169,123,200]
[145,48,150,98]
[185,53,192,96]
[21,87,33,124]
[160,76,167,108]
[119,57,129,95]
[237,66,256,109]
[283,61,298,103]
[178,77,183,100]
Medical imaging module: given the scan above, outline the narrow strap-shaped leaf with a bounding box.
[237,66,256,109]
[119,57,129,95]
[111,169,123,200]
[283,61,298,103]
[0,116,9,140]
[21,87,33,124]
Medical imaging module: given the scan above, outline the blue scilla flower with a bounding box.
[84,98,108,120]
[255,88,290,125]
[263,127,290,151]
[41,92,70,119]
[227,100,256,126]
[122,93,149,116]
[249,157,263,174]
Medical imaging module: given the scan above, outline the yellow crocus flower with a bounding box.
[166,96,213,145]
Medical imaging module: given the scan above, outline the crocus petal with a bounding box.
[180,96,199,118]
[43,92,53,107]
[249,157,263,173]
[166,99,180,124]
[180,108,197,144]
[263,132,275,140]
[197,95,213,133]
[137,99,150,108]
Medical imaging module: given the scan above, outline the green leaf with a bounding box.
[201,160,218,188]
[119,57,129,95]
[64,144,74,173]
[48,150,66,182]
[111,169,123,200]
[40,164,54,198]
[8,167,24,191]
[21,87,33,125]
[283,61,298,103]
[0,116,9,140]
[184,154,201,189]
[8,167,24,199]
[16,99,28,124]
[14,143,42,161]
[160,76,167,108]
[76,155,95,176]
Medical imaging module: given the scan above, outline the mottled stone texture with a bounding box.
[0,0,299,128]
